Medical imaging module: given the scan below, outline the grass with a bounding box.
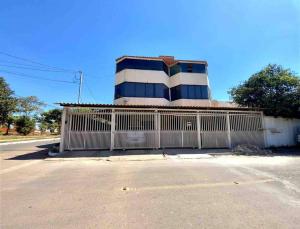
[0,135,60,143]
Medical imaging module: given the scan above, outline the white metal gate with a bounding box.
[65,109,111,150]
[62,107,265,151]
[160,113,198,148]
[114,111,158,149]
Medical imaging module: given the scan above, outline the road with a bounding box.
[1,141,300,229]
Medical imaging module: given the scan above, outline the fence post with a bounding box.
[226,112,232,148]
[83,113,87,149]
[197,113,201,149]
[156,111,161,149]
[261,112,267,148]
[110,109,115,151]
[59,107,67,153]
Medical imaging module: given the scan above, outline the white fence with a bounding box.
[60,107,265,151]
[264,116,300,147]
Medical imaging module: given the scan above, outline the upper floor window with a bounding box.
[116,58,207,76]
[170,63,207,76]
[170,85,209,100]
[115,82,169,100]
[116,58,168,75]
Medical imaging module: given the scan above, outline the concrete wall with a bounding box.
[264,116,300,147]
[169,72,208,87]
[114,97,169,106]
[115,69,169,85]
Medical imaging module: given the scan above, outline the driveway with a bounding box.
[1,144,300,228]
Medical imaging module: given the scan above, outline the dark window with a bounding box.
[170,64,180,76]
[145,83,154,97]
[170,85,209,100]
[187,64,193,73]
[192,64,206,74]
[135,83,145,97]
[170,63,207,76]
[116,58,168,75]
[114,82,169,100]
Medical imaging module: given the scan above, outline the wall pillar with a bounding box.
[226,112,232,148]
[196,113,201,149]
[110,109,115,151]
[59,107,67,153]
[155,111,161,149]
[261,112,267,148]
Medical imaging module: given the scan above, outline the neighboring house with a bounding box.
[114,55,211,106]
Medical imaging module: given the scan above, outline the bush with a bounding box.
[15,116,35,135]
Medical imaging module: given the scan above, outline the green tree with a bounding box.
[15,116,35,135]
[0,77,17,132]
[17,96,45,117]
[5,115,15,135]
[39,109,62,133]
[39,121,47,134]
[229,64,300,118]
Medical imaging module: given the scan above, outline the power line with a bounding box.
[0,64,76,73]
[0,69,76,84]
[85,81,97,103]
[0,51,77,73]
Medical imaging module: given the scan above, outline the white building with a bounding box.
[114,55,211,106]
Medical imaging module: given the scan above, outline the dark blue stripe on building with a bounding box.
[116,59,168,75]
[115,82,209,101]
[115,82,169,100]
[116,58,206,76]
[170,85,209,100]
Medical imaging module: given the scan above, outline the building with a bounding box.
[57,55,271,152]
[114,55,211,106]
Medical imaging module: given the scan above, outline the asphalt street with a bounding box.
[1,141,300,229]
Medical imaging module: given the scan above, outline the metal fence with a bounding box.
[61,107,265,151]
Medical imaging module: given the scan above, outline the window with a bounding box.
[170,85,209,100]
[170,63,207,76]
[116,59,168,75]
[187,64,193,73]
[114,82,169,100]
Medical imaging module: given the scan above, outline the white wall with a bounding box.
[169,72,208,87]
[115,69,169,85]
[114,97,169,106]
[170,99,211,107]
[264,116,300,147]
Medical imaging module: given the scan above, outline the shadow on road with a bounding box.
[5,143,56,160]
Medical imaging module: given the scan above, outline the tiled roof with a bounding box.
[57,103,260,111]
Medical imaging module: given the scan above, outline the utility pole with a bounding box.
[77,71,83,104]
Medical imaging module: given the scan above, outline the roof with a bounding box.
[57,103,261,111]
[116,55,208,66]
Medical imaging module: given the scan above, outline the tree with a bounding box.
[39,121,47,134]
[0,77,17,131]
[39,109,62,133]
[5,116,15,135]
[15,116,35,135]
[229,64,300,118]
[17,96,45,117]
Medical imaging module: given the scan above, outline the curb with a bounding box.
[0,138,60,146]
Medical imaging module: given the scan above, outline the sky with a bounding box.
[0,0,299,110]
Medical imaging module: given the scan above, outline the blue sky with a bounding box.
[1,0,299,109]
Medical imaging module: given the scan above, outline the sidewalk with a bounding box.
[46,149,232,161]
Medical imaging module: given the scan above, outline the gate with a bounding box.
[61,107,265,151]
[160,113,198,148]
[113,111,158,149]
[65,109,111,150]
[200,113,229,148]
